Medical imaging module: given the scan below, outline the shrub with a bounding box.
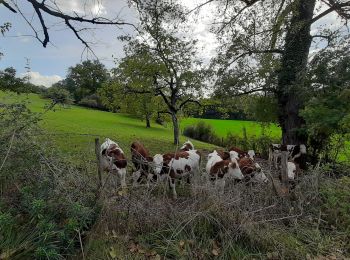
[183,121,221,144]
[78,93,106,110]
[42,86,74,105]
[320,176,350,235]
[0,101,99,259]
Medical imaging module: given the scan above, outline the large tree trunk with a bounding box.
[276,0,316,145]
[171,112,180,145]
[146,114,151,128]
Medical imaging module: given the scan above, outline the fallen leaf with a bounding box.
[128,242,137,253]
[179,240,185,247]
[109,247,117,259]
[212,249,219,256]
[154,254,161,260]
[112,230,118,238]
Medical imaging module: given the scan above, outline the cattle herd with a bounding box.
[100,138,307,197]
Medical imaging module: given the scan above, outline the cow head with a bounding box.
[228,159,244,180]
[180,140,194,151]
[229,151,239,161]
[247,150,255,160]
[153,154,164,175]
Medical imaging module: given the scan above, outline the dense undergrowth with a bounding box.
[0,102,99,259]
[84,168,350,259]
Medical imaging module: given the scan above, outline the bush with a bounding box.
[0,102,99,259]
[183,121,278,156]
[320,176,350,236]
[183,121,220,144]
[42,86,73,105]
[78,94,106,110]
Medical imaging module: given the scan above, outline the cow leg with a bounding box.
[274,154,278,169]
[132,170,141,187]
[118,168,127,188]
[215,178,225,195]
[169,177,177,198]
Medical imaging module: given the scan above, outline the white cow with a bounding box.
[206,150,244,193]
[100,138,127,188]
[152,150,201,198]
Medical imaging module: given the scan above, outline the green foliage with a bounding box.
[0,100,98,259]
[183,121,220,144]
[43,85,74,105]
[0,67,45,94]
[64,60,109,102]
[301,45,350,162]
[183,120,279,156]
[98,48,167,126]
[320,176,350,237]
[78,93,105,110]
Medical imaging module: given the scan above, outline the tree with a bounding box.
[65,60,109,102]
[301,43,350,162]
[0,22,11,58]
[120,0,204,144]
[1,1,135,55]
[99,80,164,128]
[0,67,24,93]
[43,86,74,106]
[194,0,350,145]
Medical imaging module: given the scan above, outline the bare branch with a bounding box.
[310,1,350,24]
[0,0,16,13]
[179,98,201,109]
[30,1,49,47]
[217,0,260,33]
[186,0,215,15]
[231,87,272,96]
[7,0,136,49]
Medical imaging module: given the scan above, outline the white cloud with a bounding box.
[21,71,62,88]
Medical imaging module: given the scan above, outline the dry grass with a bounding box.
[83,163,340,259]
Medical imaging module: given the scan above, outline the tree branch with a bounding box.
[179,98,201,109]
[8,0,136,48]
[0,0,16,13]
[233,88,269,96]
[30,1,49,47]
[186,0,215,15]
[310,1,350,24]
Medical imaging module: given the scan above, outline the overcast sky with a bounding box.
[0,0,345,87]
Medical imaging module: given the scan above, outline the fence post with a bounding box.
[280,147,289,196]
[94,138,102,189]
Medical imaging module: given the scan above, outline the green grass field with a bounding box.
[0,92,282,157]
[0,91,218,159]
[2,91,348,162]
[181,117,281,138]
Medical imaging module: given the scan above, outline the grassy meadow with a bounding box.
[0,91,283,158]
[181,117,281,138]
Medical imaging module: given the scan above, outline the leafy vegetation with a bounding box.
[0,100,98,259]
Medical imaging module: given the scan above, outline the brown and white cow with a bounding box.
[101,138,127,188]
[269,144,307,170]
[229,146,256,160]
[130,141,154,186]
[152,150,201,198]
[180,140,195,151]
[238,157,268,183]
[206,150,244,192]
